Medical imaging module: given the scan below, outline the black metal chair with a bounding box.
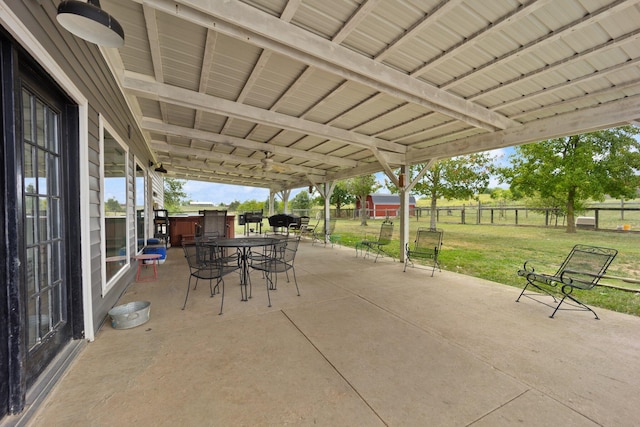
[355,220,394,262]
[301,217,319,239]
[250,236,301,307]
[516,244,618,319]
[182,242,239,315]
[289,215,310,235]
[196,232,238,266]
[403,228,443,276]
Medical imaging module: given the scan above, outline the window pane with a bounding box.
[47,107,59,154]
[51,283,62,327]
[24,142,36,192]
[103,129,128,283]
[26,247,37,295]
[51,241,61,282]
[28,296,38,348]
[39,244,49,290]
[49,153,59,196]
[35,98,45,147]
[39,197,49,241]
[135,163,146,252]
[39,288,50,337]
[50,198,61,239]
[23,90,32,143]
[37,150,47,193]
[25,195,36,246]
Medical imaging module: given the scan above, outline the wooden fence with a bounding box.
[413,206,640,231]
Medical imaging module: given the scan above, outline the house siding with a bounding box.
[0,0,162,417]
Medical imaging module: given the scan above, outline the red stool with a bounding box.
[133,253,162,282]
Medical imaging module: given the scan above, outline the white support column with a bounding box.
[268,191,275,216]
[399,165,410,263]
[320,181,336,243]
[280,189,291,213]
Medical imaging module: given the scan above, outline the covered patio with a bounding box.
[24,241,640,426]
[5,1,640,422]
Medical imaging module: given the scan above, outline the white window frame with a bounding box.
[99,116,130,296]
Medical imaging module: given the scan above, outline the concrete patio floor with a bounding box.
[23,239,640,426]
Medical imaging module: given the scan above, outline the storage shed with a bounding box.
[356,194,417,219]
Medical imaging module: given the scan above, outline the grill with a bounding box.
[268,214,299,233]
[240,210,264,234]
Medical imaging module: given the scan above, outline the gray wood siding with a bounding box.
[5,2,157,335]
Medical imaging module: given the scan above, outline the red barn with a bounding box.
[355,194,417,219]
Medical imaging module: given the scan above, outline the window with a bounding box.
[22,87,66,349]
[135,161,147,253]
[101,122,128,291]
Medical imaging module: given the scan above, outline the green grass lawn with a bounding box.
[331,218,640,317]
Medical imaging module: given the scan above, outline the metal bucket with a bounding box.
[108,301,151,329]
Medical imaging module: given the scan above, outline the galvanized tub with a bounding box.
[108,301,151,329]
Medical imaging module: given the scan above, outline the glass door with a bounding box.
[21,85,71,384]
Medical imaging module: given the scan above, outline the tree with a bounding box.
[499,126,640,233]
[238,199,264,212]
[228,200,241,212]
[105,197,123,214]
[411,154,495,229]
[264,197,280,213]
[290,190,313,212]
[163,178,188,213]
[330,180,354,218]
[347,175,380,226]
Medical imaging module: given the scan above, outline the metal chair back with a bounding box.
[378,220,394,245]
[404,227,443,276]
[555,244,618,290]
[200,210,227,238]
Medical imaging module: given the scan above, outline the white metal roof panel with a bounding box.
[99,0,640,190]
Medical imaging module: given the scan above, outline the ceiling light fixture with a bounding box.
[154,164,167,174]
[57,0,125,47]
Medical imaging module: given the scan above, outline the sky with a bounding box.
[181,147,513,205]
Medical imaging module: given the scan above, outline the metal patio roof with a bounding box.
[102,0,640,192]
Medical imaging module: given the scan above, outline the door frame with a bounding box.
[1,29,84,416]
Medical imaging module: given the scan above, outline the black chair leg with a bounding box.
[182,276,194,310]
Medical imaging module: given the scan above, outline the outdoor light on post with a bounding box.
[57,0,125,47]
[398,173,405,188]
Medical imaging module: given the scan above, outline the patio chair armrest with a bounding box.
[519,258,559,275]
[517,270,561,287]
[559,269,601,289]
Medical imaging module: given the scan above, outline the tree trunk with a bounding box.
[430,192,437,229]
[359,196,368,226]
[566,187,576,233]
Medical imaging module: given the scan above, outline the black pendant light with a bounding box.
[57,0,124,48]
[154,164,167,174]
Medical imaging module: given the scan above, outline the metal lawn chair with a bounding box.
[301,217,319,239]
[289,216,310,235]
[182,242,239,315]
[250,235,301,307]
[403,228,443,276]
[312,218,337,246]
[355,220,394,262]
[516,244,617,319]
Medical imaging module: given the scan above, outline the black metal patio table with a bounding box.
[207,237,277,301]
